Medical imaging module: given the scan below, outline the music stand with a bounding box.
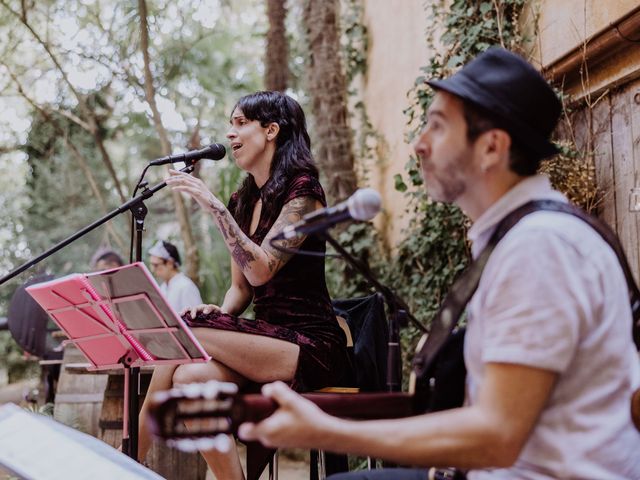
[25,262,210,460]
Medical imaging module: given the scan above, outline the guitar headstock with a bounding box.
[147,381,241,452]
[147,380,280,452]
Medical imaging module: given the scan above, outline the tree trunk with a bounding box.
[265,0,289,92]
[303,0,358,205]
[138,0,200,284]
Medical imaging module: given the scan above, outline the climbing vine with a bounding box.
[331,0,599,384]
[393,0,599,375]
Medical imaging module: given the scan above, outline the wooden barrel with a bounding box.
[53,345,107,436]
[99,370,208,480]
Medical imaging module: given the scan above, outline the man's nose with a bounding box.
[413,139,430,160]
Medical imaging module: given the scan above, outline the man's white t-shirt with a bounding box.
[159,272,203,313]
[466,175,640,479]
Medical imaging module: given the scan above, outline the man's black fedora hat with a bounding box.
[427,47,561,160]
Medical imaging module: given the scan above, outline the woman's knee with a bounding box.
[172,362,241,386]
[173,364,211,385]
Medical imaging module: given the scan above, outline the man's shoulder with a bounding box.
[504,209,610,254]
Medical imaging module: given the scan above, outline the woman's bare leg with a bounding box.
[138,365,178,461]
[174,330,300,480]
[190,328,300,383]
[173,360,248,480]
[141,329,300,478]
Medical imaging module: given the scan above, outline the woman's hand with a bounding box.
[181,304,223,319]
[166,169,226,212]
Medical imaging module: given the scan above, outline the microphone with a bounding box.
[273,188,382,240]
[149,143,226,166]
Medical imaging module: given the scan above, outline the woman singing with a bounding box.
[138,91,350,478]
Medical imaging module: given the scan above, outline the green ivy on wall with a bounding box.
[331,0,541,381]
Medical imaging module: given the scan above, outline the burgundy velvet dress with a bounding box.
[183,174,349,392]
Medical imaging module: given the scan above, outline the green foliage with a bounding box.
[340,0,368,84]
[23,94,126,277]
[0,0,265,311]
[391,1,533,344]
[325,222,386,300]
[405,0,531,134]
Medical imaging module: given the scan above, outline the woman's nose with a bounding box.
[226,128,236,140]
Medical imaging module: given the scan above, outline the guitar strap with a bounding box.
[412,199,640,381]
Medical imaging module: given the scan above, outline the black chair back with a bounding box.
[333,293,389,392]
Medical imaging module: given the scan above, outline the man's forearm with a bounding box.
[316,407,517,469]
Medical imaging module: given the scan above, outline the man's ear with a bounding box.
[266,122,280,141]
[478,129,511,172]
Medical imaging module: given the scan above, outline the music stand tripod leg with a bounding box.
[121,352,140,461]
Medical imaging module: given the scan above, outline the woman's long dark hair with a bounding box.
[231,91,319,231]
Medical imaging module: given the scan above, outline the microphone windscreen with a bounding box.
[348,188,382,221]
[204,143,226,160]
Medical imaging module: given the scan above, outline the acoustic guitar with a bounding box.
[147,380,417,451]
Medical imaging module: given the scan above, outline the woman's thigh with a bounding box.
[191,328,300,383]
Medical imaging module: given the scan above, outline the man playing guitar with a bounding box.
[235,48,640,479]
[147,48,640,480]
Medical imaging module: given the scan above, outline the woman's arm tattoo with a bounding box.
[263,196,318,273]
[208,195,317,277]
[209,207,257,270]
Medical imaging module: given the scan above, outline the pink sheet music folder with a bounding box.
[25,262,210,370]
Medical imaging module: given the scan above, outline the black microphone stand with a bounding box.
[0,162,196,461]
[318,231,426,392]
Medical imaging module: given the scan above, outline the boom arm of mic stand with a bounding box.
[319,231,426,333]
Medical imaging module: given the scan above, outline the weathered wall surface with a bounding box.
[358,0,431,247]
[358,1,639,251]
[534,1,640,97]
[533,1,640,279]
[536,0,638,66]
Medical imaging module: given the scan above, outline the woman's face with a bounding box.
[226,107,273,172]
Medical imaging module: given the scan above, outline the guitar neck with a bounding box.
[148,386,417,442]
[232,392,416,424]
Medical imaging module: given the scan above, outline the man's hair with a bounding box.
[94,251,124,267]
[162,241,181,266]
[461,100,539,176]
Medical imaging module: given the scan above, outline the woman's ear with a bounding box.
[266,122,280,141]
